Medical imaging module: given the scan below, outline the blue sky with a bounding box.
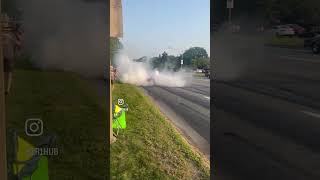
[121,0,210,59]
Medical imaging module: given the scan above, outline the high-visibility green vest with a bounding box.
[112,104,127,129]
[13,136,49,180]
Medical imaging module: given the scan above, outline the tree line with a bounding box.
[213,0,320,25]
[110,38,210,71]
[149,47,209,71]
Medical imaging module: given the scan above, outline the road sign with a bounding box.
[181,59,183,65]
[227,0,234,9]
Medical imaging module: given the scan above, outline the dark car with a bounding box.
[203,68,210,78]
[304,34,320,54]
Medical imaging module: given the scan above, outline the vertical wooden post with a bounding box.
[110,0,123,143]
[109,76,113,143]
[109,0,114,144]
[110,0,123,38]
[0,8,8,180]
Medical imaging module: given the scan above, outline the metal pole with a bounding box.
[181,54,183,69]
[0,7,8,180]
[168,47,183,69]
[228,8,232,24]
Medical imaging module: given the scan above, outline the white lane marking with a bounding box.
[276,55,320,64]
[302,111,320,118]
[203,96,210,100]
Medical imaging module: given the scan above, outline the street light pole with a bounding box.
[180,53,183,69]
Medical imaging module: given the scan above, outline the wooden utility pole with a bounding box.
[110,0,123,143]
[0,3,8,179]
[110,0,123,38]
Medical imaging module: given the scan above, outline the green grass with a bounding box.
[6,68,107,180]
[111,83,210,180]
[6,62,210,179]
[267,36,304,47]
[193,72,206,78]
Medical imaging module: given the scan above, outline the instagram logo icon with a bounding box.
[25,118,43,137]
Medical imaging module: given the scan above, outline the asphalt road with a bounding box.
[213,45,320,180]
[88,74,211,158]
[142,78,211,158]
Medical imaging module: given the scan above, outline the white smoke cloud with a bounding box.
[18,0,107,77]
[114,52,191,87]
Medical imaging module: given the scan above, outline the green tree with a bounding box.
[192,57,210,70]
[166,55,179,71]
[151,56,160,69]
[214,0,320,24]
[182,47,208,67]
[151,52,167,70]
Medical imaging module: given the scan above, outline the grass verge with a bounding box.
[111,83,210,180]
[267,36,304,48]
[6,68,107,180]
[193,72,206,78]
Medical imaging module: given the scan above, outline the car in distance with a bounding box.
[304,34,320,54]
[272,25,295,37]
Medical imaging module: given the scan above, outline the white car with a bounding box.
[195,69,203,73]
[272,25,295,36]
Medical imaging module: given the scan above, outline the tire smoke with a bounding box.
[114,52,192,87]
[18,0,107,77]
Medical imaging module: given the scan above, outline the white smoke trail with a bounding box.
[114,52,191,87]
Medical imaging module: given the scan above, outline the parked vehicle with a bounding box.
[286,24,305,35]
[203,68,210,78]
[304,34,320,54]
[195,69,203,73]
[272,25,295,37]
